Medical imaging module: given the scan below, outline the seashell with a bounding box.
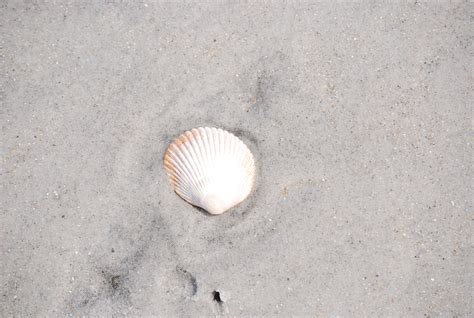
[164,127,255,215]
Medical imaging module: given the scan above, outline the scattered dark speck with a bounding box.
[111,248,115,253]
[100,269,130,298]
[110,275,121,290]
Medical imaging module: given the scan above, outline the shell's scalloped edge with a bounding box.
[163,126,255,167]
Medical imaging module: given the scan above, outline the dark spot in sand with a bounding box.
[212,290,223,303]
[100,270,130,299]
[110,275,121,290]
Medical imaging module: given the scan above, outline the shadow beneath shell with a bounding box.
[191,205,213,216]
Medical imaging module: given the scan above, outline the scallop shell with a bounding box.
[164,127,255,215]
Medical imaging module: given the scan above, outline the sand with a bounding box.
[1,1,472,317]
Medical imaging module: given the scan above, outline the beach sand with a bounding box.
[1,2,471,316]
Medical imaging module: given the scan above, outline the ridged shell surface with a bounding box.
[164,127,255,215]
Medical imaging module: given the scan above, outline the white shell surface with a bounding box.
[164,127,255,215]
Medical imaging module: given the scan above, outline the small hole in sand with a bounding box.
[212,290,222,303]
